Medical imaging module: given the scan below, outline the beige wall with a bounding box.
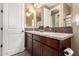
[72,3,79,56]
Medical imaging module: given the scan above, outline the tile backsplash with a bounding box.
[25,27,73,33]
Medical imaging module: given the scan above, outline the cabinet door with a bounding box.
[27,37,32,55]
[33,40,42,56]
[42,44,58,56]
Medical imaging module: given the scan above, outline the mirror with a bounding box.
[25,3,72,28]
[36,12,41,28]
[26,14,34,28]
[51,9,60,27]
[43,3,72,27]
[25,3,43,28]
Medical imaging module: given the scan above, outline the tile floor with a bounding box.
[12,50,31,56]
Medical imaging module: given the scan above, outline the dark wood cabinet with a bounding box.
[42,44,58,56]
[33,34,58,49]
[25,32,71,56]
[33,40,42,56]
[32,40,58,56]
[25,33,32,55]
[26,37,32,55]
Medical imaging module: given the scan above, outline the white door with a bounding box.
[3,3,25,56]
[0,3,3,56]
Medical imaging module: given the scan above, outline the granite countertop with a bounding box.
[26,31,73,40]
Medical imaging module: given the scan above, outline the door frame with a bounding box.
[0,3,3,56]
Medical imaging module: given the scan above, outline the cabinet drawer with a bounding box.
[33,34,58,49]
[27,33,32,38]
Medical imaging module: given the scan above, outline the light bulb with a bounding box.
[26,12,31,16]
[34,3,43,8]
[29,9,34,13]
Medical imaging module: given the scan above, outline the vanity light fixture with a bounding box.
[26,9,33,16]
[34,3,43,8]
[26,12,32,16]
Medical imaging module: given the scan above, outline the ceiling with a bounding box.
[44,3,72,9]
[44,3,58,9]
[25,3,72,10]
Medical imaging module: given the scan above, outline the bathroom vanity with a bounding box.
[24,3,73,56]
[25,31,73,56]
